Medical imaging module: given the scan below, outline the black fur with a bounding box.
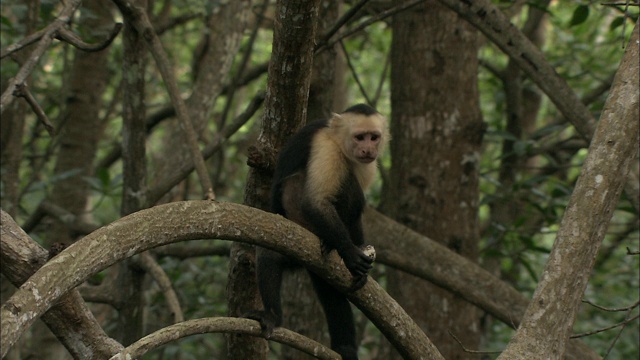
[342,103,378,116]
[271,119,328,216]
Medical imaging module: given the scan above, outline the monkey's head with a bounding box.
[329,104,389,165]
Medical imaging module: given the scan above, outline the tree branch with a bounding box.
[13,83,55,135]
[0,211,123,359]
[134,252,184,323]
[109,317,340,360]
[0,201,442,359]
[55,23,123,52]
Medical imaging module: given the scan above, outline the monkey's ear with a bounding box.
[328,113,342,128]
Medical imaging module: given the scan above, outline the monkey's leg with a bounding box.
[246,249,287,337]
[308,272,359,360]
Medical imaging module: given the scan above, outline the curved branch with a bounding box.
[0,201,441,360]
[55,23,123,52]
[109,317,339,360]
[0,211,123,359]
[136,252,184,323]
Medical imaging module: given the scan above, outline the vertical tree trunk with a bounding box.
[32,2,114,358]
[117,0,148,346]
[226,1,321,359]
[281,3,340,358]
[498,22,639,360]
[48,0,113,245]
[382,1,483,358]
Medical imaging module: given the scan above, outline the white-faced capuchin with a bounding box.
[246,104,389,360]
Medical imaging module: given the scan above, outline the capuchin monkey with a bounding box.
[246,104,389,360]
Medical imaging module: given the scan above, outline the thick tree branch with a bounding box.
[0,211,123,359]
[109,317,340,359]
[0,201,442,359]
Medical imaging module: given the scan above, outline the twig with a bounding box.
[339,40,372,106]
[603,306,638,358]
[449,330,502,355]
[13,83,55,135]
[146,91,265,205]
[571,314,639,338]
[318,0,371,46]
[582,299,640,312]
[316,0,425,54]
[372,51,391,107]
[626,247,640,255]
[219,0,268,128]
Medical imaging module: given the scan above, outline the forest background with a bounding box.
[0,0,638,359]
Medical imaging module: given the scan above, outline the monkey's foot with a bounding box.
[349,274,368,291]
[244,310,279,338]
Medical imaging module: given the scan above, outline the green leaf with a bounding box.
[569,5,590,27]
[609,16,624,31]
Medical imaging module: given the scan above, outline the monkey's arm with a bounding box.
[302,198,373,280]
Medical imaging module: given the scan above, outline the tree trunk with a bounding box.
[48,0,113,245]
[382,1,483,358]
[281,3,340,359]
[116,0,148,346]
[498,21,639,360]
[226,1,321,359]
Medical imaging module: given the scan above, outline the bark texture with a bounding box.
[382,1,483,358]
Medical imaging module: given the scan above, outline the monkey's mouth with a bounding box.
[357,156,376,163]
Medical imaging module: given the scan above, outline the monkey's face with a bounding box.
[330,111,388,165]
[350,131,381,164]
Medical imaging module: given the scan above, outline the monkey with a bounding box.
[246,104,389,360]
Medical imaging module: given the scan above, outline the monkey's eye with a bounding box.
[354,134,365,141]
[371,134,379,141]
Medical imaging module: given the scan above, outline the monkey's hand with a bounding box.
[244,310,280,338]
[339,245,373,290]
